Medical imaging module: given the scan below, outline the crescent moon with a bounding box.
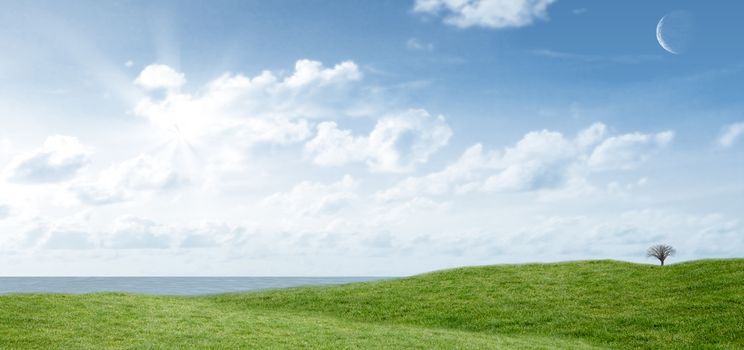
[656,16,678,55]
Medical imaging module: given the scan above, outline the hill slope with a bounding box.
[0,293,595,349]
[212,259,744,349]
[1,259,742,349]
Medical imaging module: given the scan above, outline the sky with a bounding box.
[0,0,742,276]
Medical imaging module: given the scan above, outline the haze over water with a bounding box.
[0,277,386,295]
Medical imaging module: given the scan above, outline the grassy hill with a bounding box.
[1,259,742,349]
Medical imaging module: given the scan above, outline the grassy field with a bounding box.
[1,259,742,349]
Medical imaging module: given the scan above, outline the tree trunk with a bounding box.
[660,259,664,266]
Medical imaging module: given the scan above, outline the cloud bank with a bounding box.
[378,123,673,200]
[305,109,452,172]
[5,136,92,184]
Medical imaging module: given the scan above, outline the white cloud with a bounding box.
[392,209,742,262]
[73,185,125,206]
[305,109,452,172]
[43,230,97,250]
[414,0,557,29]
[284,59,361,88]
[0,138,12,155]
[122,59,374,201]
[2,214,250,251]
[13,223,49,249]
[133,59,361,145]
[4,212,98,250]
[588,130,674,170]
[572,8,587,15]
[378,123,673,200]
[73,154,185,205]
[406,38,434,51]
[370,196,450,225]
[376,144,494,200]
[599,210,743,258]
[480,128,579,192]
[304,122,368,166]
[0,204,9,220]
[224,118,312,146]
[531,49,661,65]
[515,210,741,258]
[104,216,172,249]
[179,222,246,248]
[134,64,186,90]
[5,135,92,184]
[102,154,183,190]
[574,122,607,148]
[262,175,358,217]
[717,122,744,148]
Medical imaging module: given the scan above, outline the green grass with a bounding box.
[1,259,742,349]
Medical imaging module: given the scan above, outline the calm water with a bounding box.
[0,277,387,295]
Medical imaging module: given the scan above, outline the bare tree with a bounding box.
[647,244,675,266]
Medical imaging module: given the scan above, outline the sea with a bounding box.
[0,277,387,295]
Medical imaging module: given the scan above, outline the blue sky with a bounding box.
[0,0,742,276]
